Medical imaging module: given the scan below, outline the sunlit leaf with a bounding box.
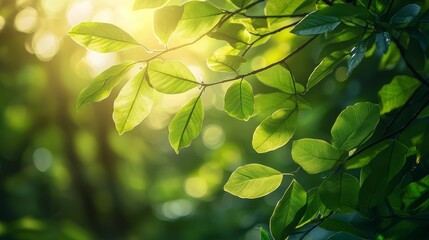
[207,44,246,72]
[345,140,392,169]
[68,22,141,53]
[224,80,254,120]
[77,61,136,109]
[270,180,307,240]
[231,0,253,8]
[253,93,310,118]
[133,0,168,9]
[174,1,223,39]
[252,109,298,153]
[331,102,380,151]
[113,69,153,135]
[148,60,199,94]
[307,51,347,90]
[209,22,251,49]
[390,4,421,24]
[379,75,421,114]
[265,0,307,24]
[319,172,359,213]
[224,163,283,199]
[154,5,184,44]
[260,227,271,240]
[256,65,304,94]
[291,138,340,174]
[168,96,204,153]
[291,13,341,36]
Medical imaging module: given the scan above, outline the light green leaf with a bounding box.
[224,163,283,199]
[168,96,204,153]
[147,60,199,94]
[347,40,367,76]
[154,5,184,44]
[291,13,341,36]
[224,80,254,121]
[77,61,136,109]
[133,0,168,10]
[209,22,251,49]
[207,44,246,72]
[319,172,359,213]
[307,51,347,90]
[252,109,298,153]
[68,22,141,53]
[378,75,421,114]
[231,0,253,8]
[253,93,310,118]
[265,0,306,25]
[390,4,421,25]
[256,65,304,94]
[260,227,271,240]
[291,138,340,174]
[270,180,307,240]
[345,140,392,169]
[331,102,380,151]
[113,69,154,135]
[174,1,223,39]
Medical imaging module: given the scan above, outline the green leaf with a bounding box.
[270,180,307,240]
[77,61,136,109]
[327,232,362,240]
[345,140,392,169]
[291,13,341,36]
[379,43,401,70]
[260,227,271,240]
[168,96,204,153]
[256,65,303,94]
[378,75,420,114]
[252,109,298,153]
[224,163,283,199]
[347,40,367,76]
[359,141,408,208]
[208,22,251,49]
[331,102,380,151]
[113,69,154,135]
[68,22,141,53]
[291,139,340,174]
[265,0,306,25]
[390,4,421,25]
[297,188,327,227]
[232,0,253,8]
[319,172,360,213]
[320,218,368,238]
[147,60,199,94]
[174,1,223,39]
[375,32,391,54]
[224,80,254,121]
[253,93,310,118]
[307,51,347,90]
[133,0,168,10]
[208,45,246,72]
[154,5,184,44]
[402,175,429,211]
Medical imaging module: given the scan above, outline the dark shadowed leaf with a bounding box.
[319,172,359,213]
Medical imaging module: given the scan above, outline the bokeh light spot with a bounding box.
[185,177,208,198]
[0,16,6,32]
[160,199,193,220]
[335,66,348,82]
[202,124,225,149]
[67,1,94,26]
[41,0,68,15]
[33,148,53,172]
[14,7,38,33]
[32,31,60,61]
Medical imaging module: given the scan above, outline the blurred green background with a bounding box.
[0,0,393,239]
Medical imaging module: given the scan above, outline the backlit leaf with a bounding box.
[133,0,168,10]
[270,180,307,240]
[265,0,307,25]
[224,80,254,121]
[256,65,304,94]
[168,96,204,153]
[291,13,341,36]
[331,102,380,151]
[77,61,136,109]
[307,51,347,90]
[252,109,298,153]
[224,163,283,199]
[209,22,251,49]
[379,75,421,114]
[148,60,199,94]
[291,138,340,174]
[208,45,246,72]
[319,172,359,213]
[154,5,184,44]
[113,69,153,135]
[68,22,141,53]
[345,140,392,169]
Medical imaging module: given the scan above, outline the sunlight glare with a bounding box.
[84,51,119,77]
[32,31,60,61]
[14,7,38,33]
[67,1,94,26]
[41,0,68,15]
